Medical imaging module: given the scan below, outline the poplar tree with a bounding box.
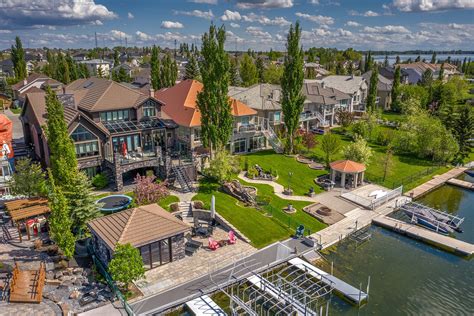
[11,36,27,81]
[114,49,120,67]
[256,57,265,83]
[431,52,437,64]
[239,53,258,87]
[229,58,240,86]
[184,54,200,80]
[196,24,233,154]
[453,105,473,161]
[366,67,378,111]
[281,22,305,154]
[391,66,402,112]
[150,45,161,90]
[44,87,78,188]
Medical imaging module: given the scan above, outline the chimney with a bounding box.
[149,85,154,97]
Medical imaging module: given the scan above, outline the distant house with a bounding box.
[394,61,459,84]
[304,62,329,77]
[362,71,393,110]
[72,52,88,62]
[132,67,151,87]
[11,73,62,104]
[78,59,111,77]
[111,63,134,78]
[0,59,14,78]
[88,203,190,269]
[307,75,368,113]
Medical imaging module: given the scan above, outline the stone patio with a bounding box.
[133,226,256,297]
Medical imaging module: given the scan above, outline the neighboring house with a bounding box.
[78,59,111,77]
[88,203,190,269]
[0,59,14,78]
[132,67,151,87]
[395,62,459,84]
[0,93,12,110]
[11,73,62,104]
[307,75,368,113]
[156,79,280,154]
[379,66,410,84]
[72,52,88,62]
[304,62,330,77]
[301,82,352,129]
[21,77,180,191]
[362,71,393,111]
[111,63,134,78]
[229,84,283,128]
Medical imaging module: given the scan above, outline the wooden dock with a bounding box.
[404,167,467,199]
[9,262,45,304]
[372,216,474,257]
[447,178,474,190]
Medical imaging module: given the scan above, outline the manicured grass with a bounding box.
[10,107,22,114]
[381,111,406,123]
[192,178,326,248]
[242,150,328,196]
[158,195,180,211]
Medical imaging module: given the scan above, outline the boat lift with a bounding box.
[399,202,465,235]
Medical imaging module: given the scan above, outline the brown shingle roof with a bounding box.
[11,73,47,90]
[65,78,150,112]
[155,79,257,127]
[303,82,350,105]
[87,204,190,250]
[23,91,79,126]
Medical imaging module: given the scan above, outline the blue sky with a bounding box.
[0,0,473,51]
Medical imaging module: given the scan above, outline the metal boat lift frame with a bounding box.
[400,201,465,231]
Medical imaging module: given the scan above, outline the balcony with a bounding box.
[106,147,162,167]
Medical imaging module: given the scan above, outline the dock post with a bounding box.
[358,283,362,307]
[367,275,371,301]
[325,299,330,316]
[331,261,333,275]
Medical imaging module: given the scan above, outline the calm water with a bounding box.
[373,54,474,66]
[319,183,474,315]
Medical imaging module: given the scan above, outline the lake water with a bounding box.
[318,181,474,315]
[373,54,474,66]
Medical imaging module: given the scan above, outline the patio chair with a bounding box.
[208,237,219,251]
[295,224,305,239]
[228,230,237,244]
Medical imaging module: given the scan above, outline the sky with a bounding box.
[0,0,473,51]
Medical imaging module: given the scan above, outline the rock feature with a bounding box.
[221,180,257,206]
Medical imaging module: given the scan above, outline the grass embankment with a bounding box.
[192,178,326,248]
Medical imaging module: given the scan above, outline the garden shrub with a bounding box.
[92,173,108,189]
[193,200,204,209]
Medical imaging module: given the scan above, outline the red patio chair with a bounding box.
[208,237,219,251]
[228,230,237,245]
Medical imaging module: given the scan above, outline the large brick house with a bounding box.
[21,77,182,191]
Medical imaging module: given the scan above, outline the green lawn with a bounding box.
[158,195,180,211]
[381,111,406,123]
[10,107,22,114]
[192,178,326,248]
[242,150,328,196]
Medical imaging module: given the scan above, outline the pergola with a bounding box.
[330,160,366,188]
[4,198,50,242]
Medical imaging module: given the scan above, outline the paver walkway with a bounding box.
[404,167,467,199]
[238,172,317,202]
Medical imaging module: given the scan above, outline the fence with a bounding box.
[90,251,135,316]
[262,204,312,236]
[365,164,443,192]
[370,186,403,210]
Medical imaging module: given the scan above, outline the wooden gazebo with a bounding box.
[4,198,50,242]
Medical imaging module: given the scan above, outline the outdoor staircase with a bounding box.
[172,165,194,193]
[178,201,194,225]
[12,139,28,158]
[314,112,330,127]
[259,117,284,154]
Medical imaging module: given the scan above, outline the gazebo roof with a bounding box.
[330,160,366,173]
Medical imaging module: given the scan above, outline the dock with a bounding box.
[447,178,474,190]
[185,295,227,316]
[288,258,368,305]
[404,167,467,199]
[9,262,46,304]
[372,216,474,257]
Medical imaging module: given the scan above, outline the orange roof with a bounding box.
[155,79,256,127]
[330,160,366,173]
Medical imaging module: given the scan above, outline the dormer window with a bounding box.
[143,100,156,117]
[100,110,129,122]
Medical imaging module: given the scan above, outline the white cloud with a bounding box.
[346,21,361,27]
[161,21,184,29]
[0,30,12,34]
[226,30,245,43]
[349,10,380,17]
[188,0,218,4]
[236,0,294,9]
[230,22,241,28]
[363,25,410,34]
[337,28,352,36]
[127,12,134,19]
[364,10,380,16]
[295,12,335,25]
[393,0,474,12]
[246,26,272,40]
[173,9,214,20]
[135,31,154,41]
[0,0,117,28]
[221,10,242,21]
[108,30,132,41]
[242,13,291,26]
[309,0,320,4]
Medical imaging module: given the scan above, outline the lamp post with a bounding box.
[288,171,293,192]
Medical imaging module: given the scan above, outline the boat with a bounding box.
[413,216,452,235]
[464,169,474,177]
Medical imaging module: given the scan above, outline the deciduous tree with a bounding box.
[9,158,47,197]
[321,133,341,168]
[240,53,258,87]
[11,36,27,81]
[133,174,169,206]
[366,67,378,111]
[391,66,402,112]
[342,135,373,165]
[108,243,145,290]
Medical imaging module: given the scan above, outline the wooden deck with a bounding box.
[446,178,474,190]
[372,216,474,257]
[404,167,467,199]
[9,262,45,304]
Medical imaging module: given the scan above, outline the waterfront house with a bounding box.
[88,204,190,269]
[21,77,179,191]
[362,71,393,110]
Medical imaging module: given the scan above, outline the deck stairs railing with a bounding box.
[172,164,194,193]
[258,117,284,153]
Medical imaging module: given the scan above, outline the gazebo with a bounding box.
[4,198,50,242]
[329,160,366,188]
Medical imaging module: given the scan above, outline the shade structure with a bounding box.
[210,195,215,219]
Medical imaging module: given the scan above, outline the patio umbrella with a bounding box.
[210,195,215,219]
[121,141,128,156]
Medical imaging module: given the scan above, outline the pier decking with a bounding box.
[185,295,227,316]
[288,258,368,305]
[372,216,474,257]
[446,178,474,190]
[404,167,467,199]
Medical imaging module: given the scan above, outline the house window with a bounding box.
[273,111,281,122]
[82,166,98,178]
[194,128,201,141]
[71,125,95,142]
[112,134,141,152]
[233,138,246,153]
[75,141,99,158]
[240,116,250,125]
[143,101,156,117]
[0,165,11,178]
[100,110,129,122]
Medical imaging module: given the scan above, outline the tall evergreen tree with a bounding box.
[281,22,305,154]
[229,58,240,86]
[383,54,389,67]
[196,24,233,154]
[453,104,473,161]
[421,69,433,87]
[256,57,265,83]
[44,87,78,188]
[415,55,421,62]
[48,170,75,258]
[438,63,445,81]
[150,45,161,90]
[395,55,400,64]
[391,66,402,112]
[366,67,378,111]
[431,52,437,64]
[11,36,27,81]
[364,51,372,73]
[239,53,258,87]
[113,49,120,68]
[184,54,200,80]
